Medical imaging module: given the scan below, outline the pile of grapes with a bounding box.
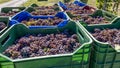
[21,17,63,26]
[80,15,109,24]
[30,5,60,16]
[3,31,80,59]
[64,3,95,18]
[65,3,83,10]
[92,28,120,47]
[0,22,6,31]
[0,11,19,17]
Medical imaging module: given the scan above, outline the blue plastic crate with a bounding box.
[10,11,69,29]
[58,1,86,10]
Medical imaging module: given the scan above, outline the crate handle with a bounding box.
[0,25,15,52]
[1,35,10,46]
[0,26,13,44]
[0,24,28,52]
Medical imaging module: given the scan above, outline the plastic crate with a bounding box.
[67,9,117,26]
[30,3,39,7]
[82,17,120,52]
[0,17,9,35]
[91,48,120,63]
[10,11,69,28]
[48,63,89,68]
[76,18,120,63]
[76,21,120,68]
[0,63,89,68]
[58,1,86,11]
[0,62,14,68]
[58,1,97,22]
[0,7,26,17]
[24,3,62,16]
[80,0,88,3]
[0,21,92,68]
[90,60,120,68]
[30,3,60,7]
[90,10,117,21]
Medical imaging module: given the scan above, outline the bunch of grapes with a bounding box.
[31,9,58,16]
[21,17,63,26]
[66,8,95,16]
[81,15,109,24]
[65,3,83,10]
[92,28,120,47]
[0,11,19,17]
[64,3,96,19]
[35,5,59,10]
[3,31,81,59]
[31,5,60,16]
[0,22,6,31]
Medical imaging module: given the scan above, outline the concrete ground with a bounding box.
[0,0,28,10]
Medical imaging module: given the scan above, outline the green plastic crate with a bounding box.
[24,7,36,13]
[48,63,89,68]
[82,17,120,52]
[0,7,26,17]
[0,62,88,68]
[64,0,71,3]
[0,17,9,35]
[0,21,92,68]
[66,10,117,26]
[91,60,120,68]
[76,17,120,64]
[1,7,26,13]
[30,3,39,7]
[89,10,117,21]
[80,0,88,3]
[91,48,120,63]
[0,62,14,68]
[25,3,62,14]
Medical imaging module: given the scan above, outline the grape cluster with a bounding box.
[81,15,109,24]
[64,3,96,19]
[92,28,120,47]
[65,3,83,10]
[35,5,59,10]
[0,22,6,31]
[0,11,19,17]
[3,31,80,59]
[31,5,60,16]
[31,9,58,16]
[21,17,63,26]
